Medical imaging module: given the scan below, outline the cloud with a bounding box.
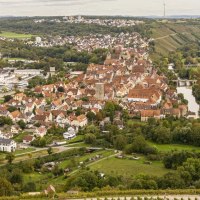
[0,0,199,16]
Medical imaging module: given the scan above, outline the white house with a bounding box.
[0,138,17,152]
[63,127,76,140]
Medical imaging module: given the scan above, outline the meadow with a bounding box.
[0,31,33,39]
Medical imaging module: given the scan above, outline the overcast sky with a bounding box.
[0,0,200,17]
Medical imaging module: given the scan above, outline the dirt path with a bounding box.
[153,32,190,41]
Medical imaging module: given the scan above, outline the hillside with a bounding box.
[150,21,200,56]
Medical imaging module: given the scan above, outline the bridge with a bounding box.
[171,79,197,87]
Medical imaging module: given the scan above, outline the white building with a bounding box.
[63,127,76,140]
[35,37,42,43]
[0,138,17,152]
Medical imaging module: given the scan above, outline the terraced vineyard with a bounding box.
[150,21,200,56]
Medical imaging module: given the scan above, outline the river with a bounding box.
[177,87,199,118]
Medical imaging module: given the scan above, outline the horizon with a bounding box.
[0,0,200,17]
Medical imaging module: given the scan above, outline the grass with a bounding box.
[148,141,200,152]
[58,149,113,169]
[0,31,33,39]
[0,99,4,104]
[90,156,171,177]
[14,147,36,155]
[66,135,85,144]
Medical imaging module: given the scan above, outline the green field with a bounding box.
[0,31,33,39]
[90,156,171,177]
[14,147,36,155]
[148,141,200,152]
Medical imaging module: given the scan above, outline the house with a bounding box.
[141,109,163,122]
[35,126,47,138]
[0,132,14,139]
[128,88,162,105]
[11,125,21,134]
[71,114,88,127]
[0,138,17,152]
[14,93,26,101]
[0,106,9,116]
[23,135,34,145]
[9,110,24,122]
[179,105,188,117]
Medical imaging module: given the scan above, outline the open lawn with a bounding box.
[148,141,200,152]
[0,31,33,39]
[90,156,171,177]
[14,147,36,155]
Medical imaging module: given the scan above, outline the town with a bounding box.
[34,16,145,27]
[0,30,196,153]
[0,14,200,199]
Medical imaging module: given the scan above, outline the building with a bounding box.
[35,37,42,43]
[23,135,34,145]
[141,109,164,122]
[95,83,104,100]
[50,67,56,76]
[63,127,76,140]
[0,138,17,152]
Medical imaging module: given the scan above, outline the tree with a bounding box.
[17,120,26,130]
[85,133,96,144]
[179,158,200,181]
[104,101,115,121]
[7,106,18,113]
[86,111,96,122]
[47,147,53,155]
[23,182,36,192]
[152,126,171,144]
[57,86,65,93]
[31,137,46,147]
[52,165,63,176]
[10,169,23,185]
[4,95,12,103]
[0,116,13,126]
[192,126,200,146]
[125,135,157,155]
[5,153,15,164]
[114,135,127,150]
[158,172,185,189]
[66,171,98,191]
[0,178,13,196]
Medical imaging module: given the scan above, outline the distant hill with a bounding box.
[150,21,200,57]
